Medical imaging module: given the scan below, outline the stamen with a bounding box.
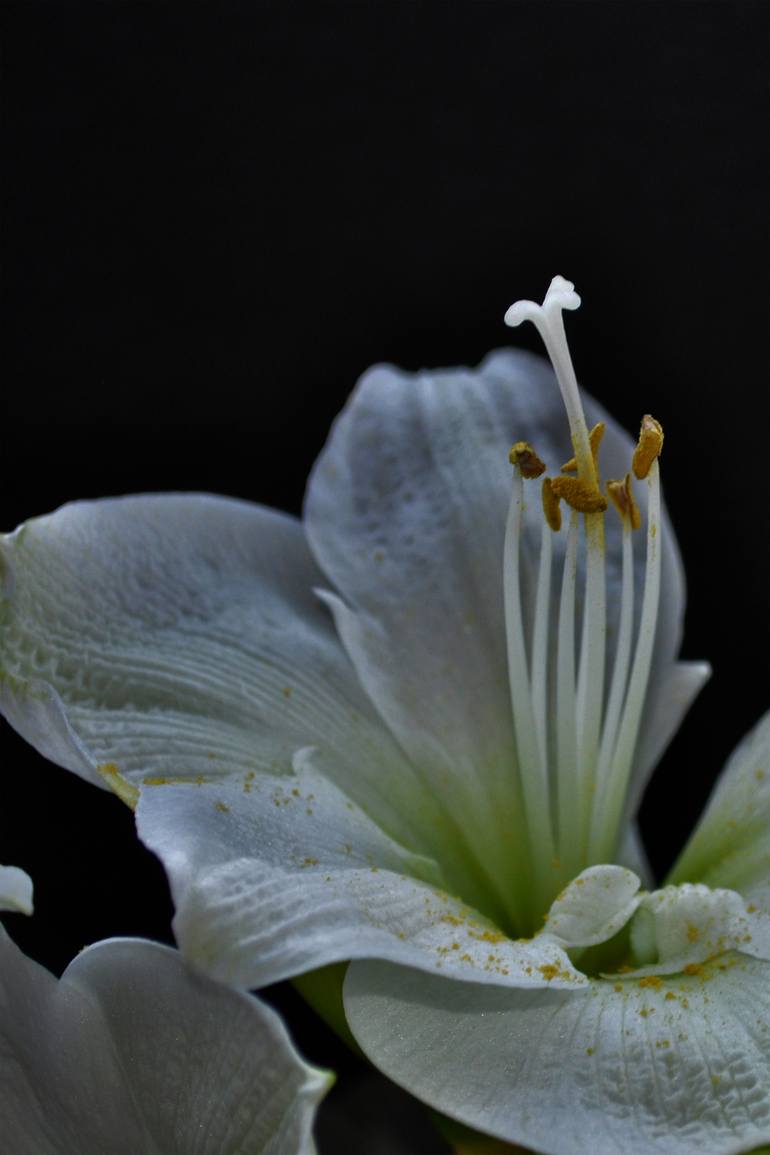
[591,457,663,861]
[550,475,608,514]
[541,476,562,532]
[556,512,580,871]
[632,415,664,480]
[588,505,635,856]
[561,422,605,473]
[504,461,556,908]
[607,474,642,530]
[575,511,607,862]
[509,441,547,479]
[531,517,554,773]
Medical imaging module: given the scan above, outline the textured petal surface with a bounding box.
[138,764,589,991]
[0,494,437,854]
[345,955,770,1155]
[626,884,770,977]
[305,350,698,903]
[0,864,33,915]
[670,711,770,902]
[0,930,330,1155]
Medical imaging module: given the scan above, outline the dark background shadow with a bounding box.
[2,4,768,1151]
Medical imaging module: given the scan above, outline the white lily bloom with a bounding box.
[0,866,330,1155]
[0,276,768,1152]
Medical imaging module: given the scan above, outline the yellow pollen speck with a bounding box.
[541,476,562,531]
[300,857,319,867]
[683,963,702,976]
[755,769,766,781]
[550,475,608,513]
[509,441,547,479]
[282,686,292,698]
[638,975,663,989]
[632,414,664,479]
[614,983,624,993]
[665,991,678,1001]
[561,422,605,473]
[686,923,700,943]
[606,473,642,530]
[468,927,506,944]
[585,1047,595,1056]
[214,801,229,813]
[207,752,218,760]
[538,963,562,982]
[96,763,139,810]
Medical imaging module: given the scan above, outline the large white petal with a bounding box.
[345,955,770,1155]
[669,711,770,903]
[305,350,698,899]
[0,929,330,1155]
[137,763,597,991]
[0,493,438,854]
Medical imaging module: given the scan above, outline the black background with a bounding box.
[2,4,768,1152]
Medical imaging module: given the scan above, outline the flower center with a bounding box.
[502,277,664,928]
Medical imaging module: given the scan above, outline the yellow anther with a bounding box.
[632,415,664,480]
[509,441,547,479]
[561,422,605,474]
[550,475,608,514]
[541,476,562,532]
[607,473,641,530]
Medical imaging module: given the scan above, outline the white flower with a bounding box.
[0,276,768,1153]
[0,866,331,1155]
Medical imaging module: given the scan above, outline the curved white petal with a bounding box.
[539,865,641,947]
[0,864,33,915]
[625,884,770,978]
[670,711,770,901]
[345,956,770,1155]
[0,494,437,855]
[137,764,590,991]
[0,929,331,1155]
[305,350,699,903]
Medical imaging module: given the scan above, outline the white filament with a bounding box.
[556,512,580,872]
[503,470,556,894]
[590,519,635,852]
[591,461,662,861]
[531,518,553,774]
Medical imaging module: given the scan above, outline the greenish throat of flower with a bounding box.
[499,276,664,935]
